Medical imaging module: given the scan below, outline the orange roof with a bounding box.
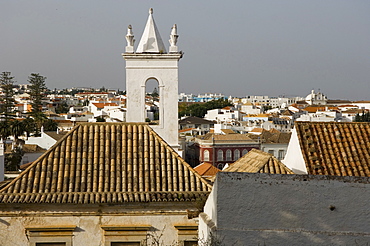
[92,103,118,108]
[304,106,338,113]
[179,128,195,133]
[194,162,221,177]
[295,122,370,177]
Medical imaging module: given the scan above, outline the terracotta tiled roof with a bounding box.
[303,106,339,113]
[224,149,294,174]
[194,162,221,177]
[92,103,118,108]
[0,123,211,204]
[179,128,195,133]
[295,122,370,176]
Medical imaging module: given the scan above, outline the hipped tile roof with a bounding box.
[295,122,370,176]
[194,163,221,177]
[224,149,294,174]
[0,123,211,204]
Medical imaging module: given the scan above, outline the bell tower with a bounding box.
[122,8,183,149]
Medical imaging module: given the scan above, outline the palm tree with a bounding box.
[22,117,36,139]
[10,120,24,146]
[0,120,10,141]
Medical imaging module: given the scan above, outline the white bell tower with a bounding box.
[122,8,183,149]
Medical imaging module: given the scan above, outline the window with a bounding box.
[268,150,274,155]
[26,226,76,246]
[234,149,240,161]
[203,150,210,161]
[217,150,223,161]
[242,149,248,156]
[226,149,232,161]
[175,225,198,246]
[278,150,285,160]
[101,226,151,246]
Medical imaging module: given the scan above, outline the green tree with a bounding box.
[43,119,58,131]
[5,146,24,171]
[55,102,69,114]
[28,73,47,116]
[178,98,232,118]
[354,111,370,122]
[10,120,24,144]
[22,117,36,139]
[0,72,16,120]
[96,116,105,122]
[28,73,47,135]
[0,120,11,140]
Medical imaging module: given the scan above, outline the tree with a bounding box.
[10,120,24,144]
[0,72,16,120]
[28,73,47,116]
[0,120,11,140]
[22,117,36,139]
[5,146,24,171]
[28,73,47,135]
[96,116,105,122]
[178,98,232,118]
[354,111,370,122]
[43,119,58,131]
[55,102,69,114]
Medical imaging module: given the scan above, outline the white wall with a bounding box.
[282,128,307,174]
[200,172,370,246]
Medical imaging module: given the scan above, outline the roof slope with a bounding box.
[224,149,294,174]
[194,162,221,177]
[178,116,215,125]
[295,122,370,176]
[0,123,211,204]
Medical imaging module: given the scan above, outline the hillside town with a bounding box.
[0,8,369,246]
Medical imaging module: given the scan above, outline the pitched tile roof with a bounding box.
[0,123,211,204]
[194,162,221,177]
[295,122,370,176]
[223,149,294,174]
[92,103,118,108]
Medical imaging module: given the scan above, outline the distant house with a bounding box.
[248,129,291,161]
[283,121,370,176]
[178,116,215,135]
[220,149,294,175]
[26,129,67,150]
[192,133,259,169]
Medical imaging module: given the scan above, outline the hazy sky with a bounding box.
[1,1,370,100]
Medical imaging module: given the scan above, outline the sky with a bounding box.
[1,1,370,100]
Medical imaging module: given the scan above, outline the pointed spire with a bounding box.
[136,8,167,53]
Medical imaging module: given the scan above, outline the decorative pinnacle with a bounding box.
[149,8,153,14]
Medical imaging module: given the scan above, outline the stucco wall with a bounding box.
[0,203,199,245]
[200,172,370,245]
